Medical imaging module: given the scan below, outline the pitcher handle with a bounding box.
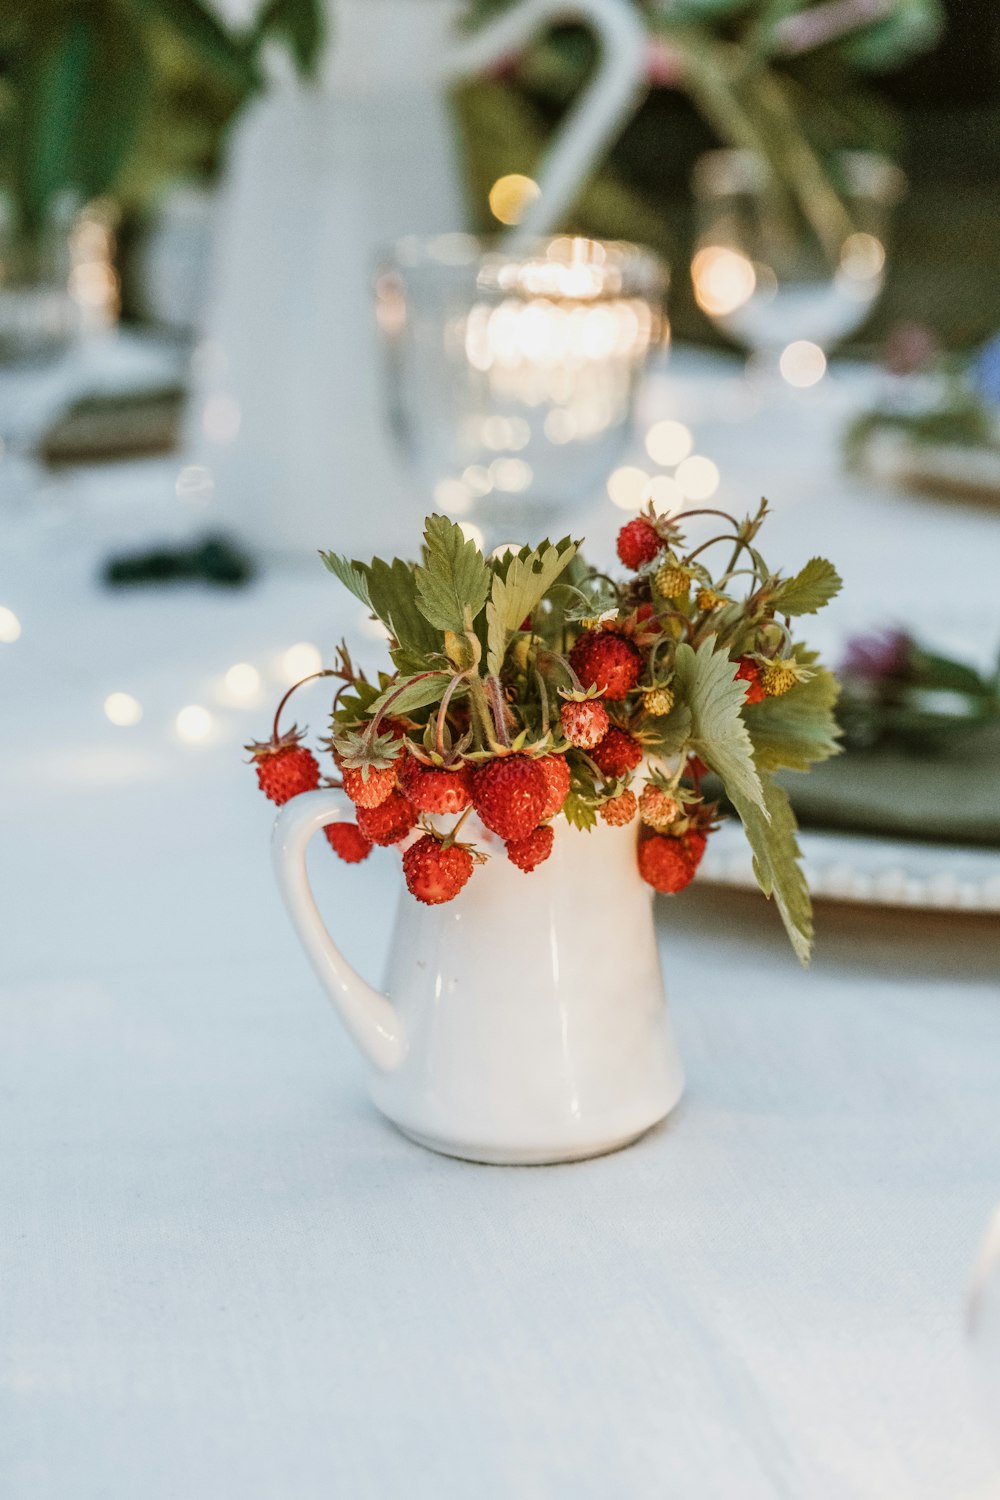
[444,0,648,242]
[271,789,405,1072]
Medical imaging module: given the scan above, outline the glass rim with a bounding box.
[692,148,907,205]
[379,233,667,301]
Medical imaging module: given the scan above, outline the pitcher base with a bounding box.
[387,1106,680,1166]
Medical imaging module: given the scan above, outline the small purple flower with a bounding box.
[841,628,912,682]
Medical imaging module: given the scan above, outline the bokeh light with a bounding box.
[691,247,756,317]
[104,692,142,727]
[675,455,720,501]
[224,663,261,700]
[647,475,686,516]
[779,341,827,388]
[645,419,693,468]
[460,522,485,551]
[281,642,324,682]
[202,393,242,445]
[0,606,21,643]
[607,465,650,510]
[488,174,541,227]
[176,705,213,743]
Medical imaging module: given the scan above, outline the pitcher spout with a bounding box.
[271,790,406,1072]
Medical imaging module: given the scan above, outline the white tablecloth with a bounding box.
[3,350,999,1499]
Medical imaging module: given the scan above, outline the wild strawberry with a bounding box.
[616,517,663,570]
[687,754,709,781]
[248,731,321,805]
[400,756,473,815]
[560,697,609,749]
[341,762,397,808]
[590,726,642,778]
[637,830,707,894]
[654,561,691,600]
[356,791,418,846]
[696,587,724,611]
[472,755,548,842]
[639,784,679,832]
[735,657,765,705]
[506,823,554,872]
[569,631,643,701]
[600,790,637,826]
[324,822,373,864]
[761,660,799,697]
[403,835,474,905]
[535,754,570,819]
[642,684,674,717]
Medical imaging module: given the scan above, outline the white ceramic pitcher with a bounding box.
[272,788,684,1164]
[190,0,648,559]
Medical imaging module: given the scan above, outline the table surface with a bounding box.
[3,346,1000,1500]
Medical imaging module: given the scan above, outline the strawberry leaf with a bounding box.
[744,663,842,772]
[673,638,767,816]
[367,558,441,655]
[486,537,579,673]
[727,770,813,964]
[320,551,372,610]
[771,558,842,617]
[369,671,453,718]
[414,515,490,634]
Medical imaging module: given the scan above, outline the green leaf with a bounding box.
[320,551,372,610]
[486,537,579,673]
[414,515,490,634]
[729,772,813,965]
[249,0,324,76]
[367,558,441,656]
[369,671,452,718]
[562,789,597,832]
[744,666,841,773]
[771,558,842,617]
[673,639,767,815]
[129,0,256,92]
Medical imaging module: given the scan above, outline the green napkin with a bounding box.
[782,729,1000,848]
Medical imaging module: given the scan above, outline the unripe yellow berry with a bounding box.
[654,563,690,600]
[696,587,723,611]
[761,660,798,697]
[642,685,675,716]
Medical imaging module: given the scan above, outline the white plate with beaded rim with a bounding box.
[697,820,1000,913]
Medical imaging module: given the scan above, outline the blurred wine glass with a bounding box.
[969,1206,1000,1454]
[691,149,905,385]
[376,234,666,547]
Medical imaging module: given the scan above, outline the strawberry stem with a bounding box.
[272,670,339,743]
[484,675,511,749]
[436,669,470,757]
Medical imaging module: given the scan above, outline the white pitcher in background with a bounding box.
[272,788,684,1164]
[189,0,648,559]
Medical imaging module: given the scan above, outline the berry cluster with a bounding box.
[246,504,839,950]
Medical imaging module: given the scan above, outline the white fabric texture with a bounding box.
[2,351,1000,1498]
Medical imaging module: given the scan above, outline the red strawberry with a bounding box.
[506,823,554,872]
[401,756,473,816]
[356,791,418,846]
[536,754,570,819]
[735,657,765,705]
[600,789,637,826]
[616,517,663,570]
[637,830,707,894]
[249,733,321,805]
[687,754,709,781]
[590,726,643,778]
[341,762,397,808]
[560,697,609,749]
[569,631,643,701]
[324,822,373,864]
[403,835,474,905]
[472,755,548,842]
